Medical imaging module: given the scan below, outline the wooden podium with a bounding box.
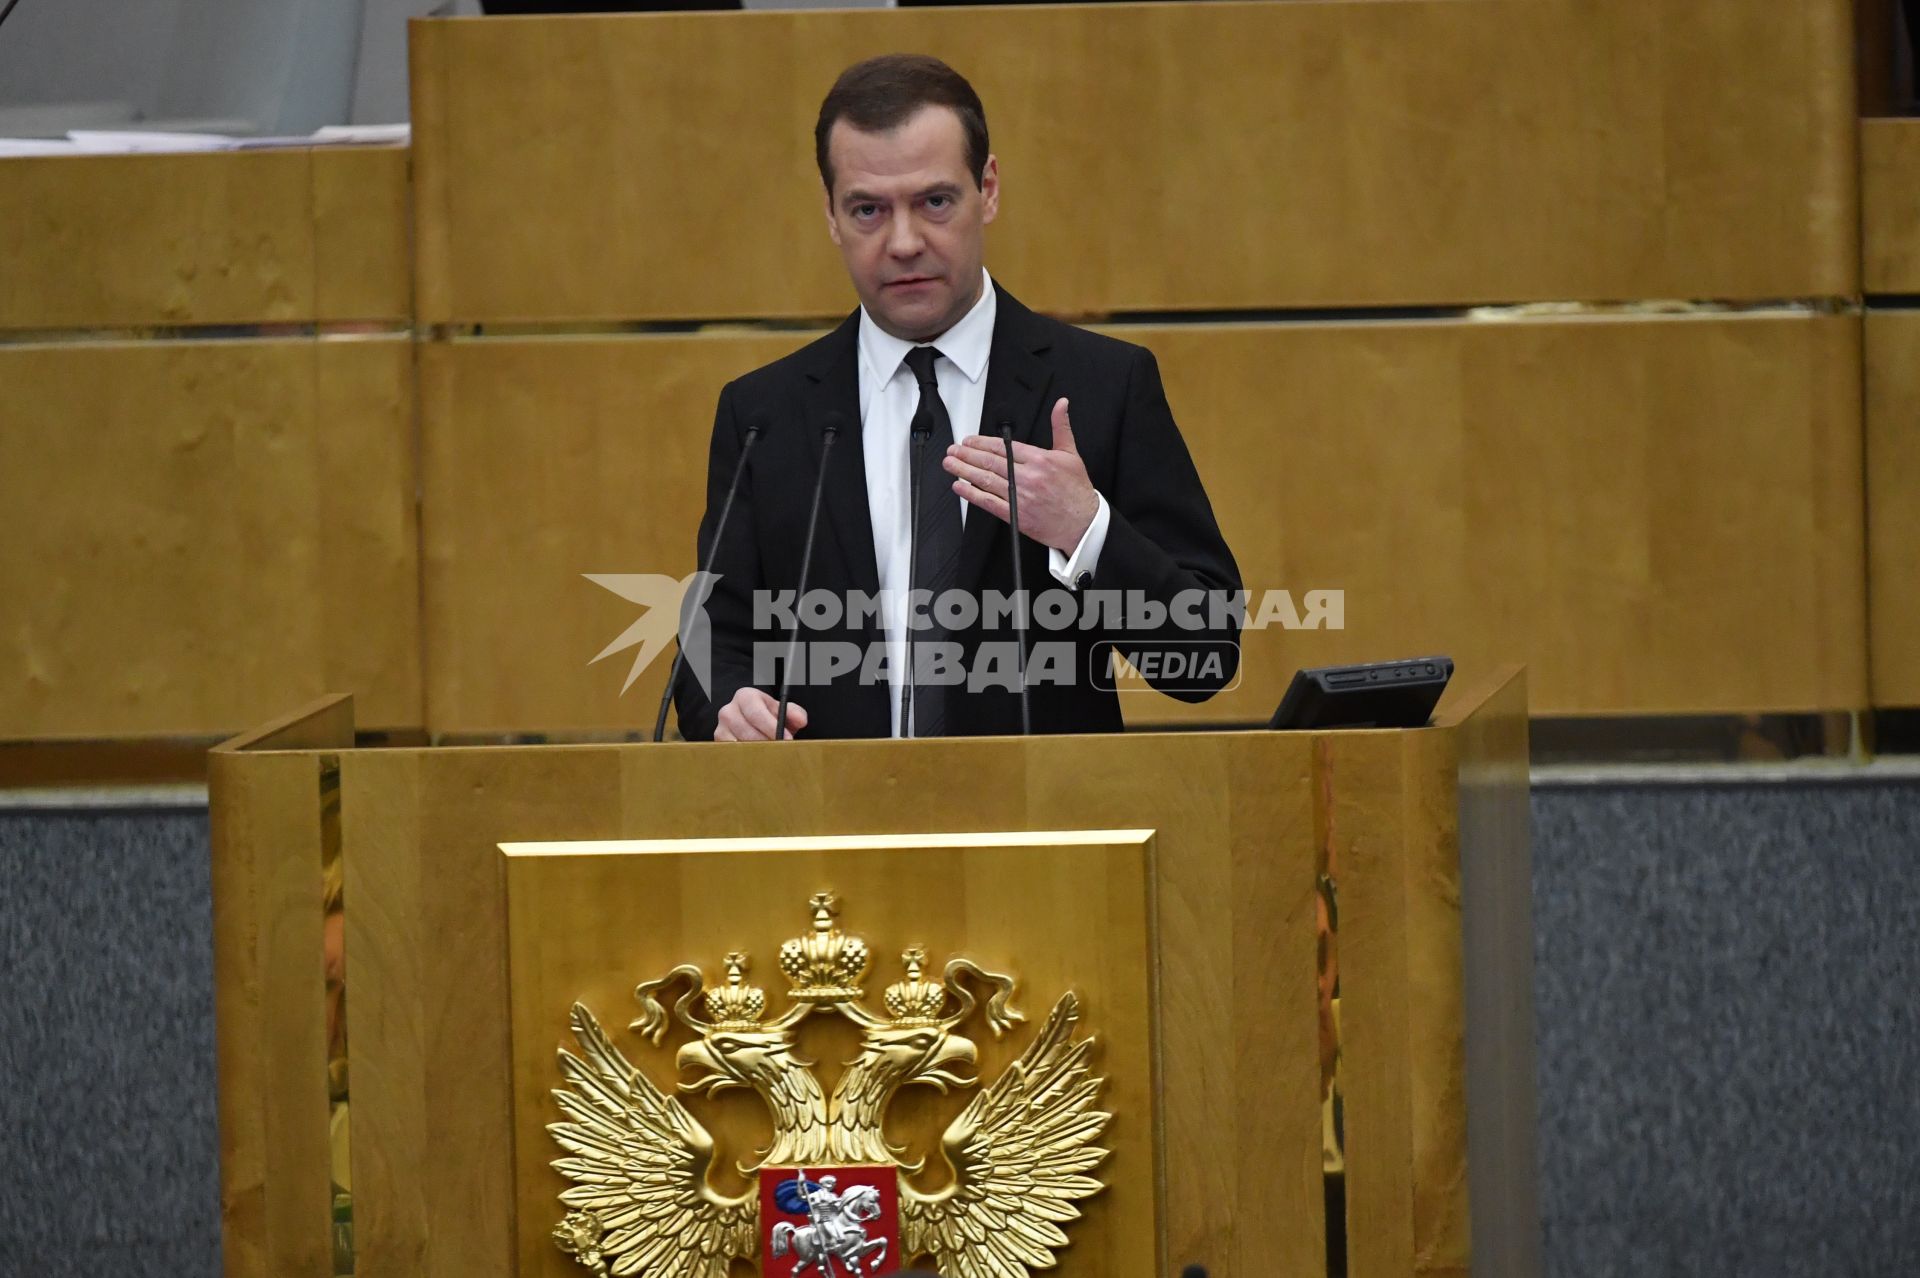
[208,667,1536,1278]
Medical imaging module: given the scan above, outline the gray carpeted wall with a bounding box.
[1,779,1917,1278]
[0,806,221,1277]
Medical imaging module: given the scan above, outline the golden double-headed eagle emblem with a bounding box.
[548,892,1110,1278]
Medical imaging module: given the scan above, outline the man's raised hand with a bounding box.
[942,396,1098,553]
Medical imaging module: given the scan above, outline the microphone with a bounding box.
[901,408,935,737]
[776,412,844,741]
[995,412,1032,735]
[655,418,762,742]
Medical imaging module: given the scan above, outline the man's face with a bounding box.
[823,106,998,342]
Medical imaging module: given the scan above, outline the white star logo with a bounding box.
[583,571,720,696]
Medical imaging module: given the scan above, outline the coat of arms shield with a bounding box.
[759,1167,901,1278]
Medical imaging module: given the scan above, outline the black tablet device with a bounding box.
[1267,656,1454,730]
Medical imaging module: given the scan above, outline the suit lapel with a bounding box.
[961,286,1056,589]
[801,312,882,601]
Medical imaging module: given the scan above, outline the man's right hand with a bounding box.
[713,687,808,741]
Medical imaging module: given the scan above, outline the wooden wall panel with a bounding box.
[207,745,342,1278]
[0,338,422,738]
[0,146,410,330]
[311,147,414,324]
[1866,312,1920,706]
[409,0,1856,324]
[418,332,811,735]
[419,314,1863,734]
[1862,120,1920,294]
[1140,311,1868,720]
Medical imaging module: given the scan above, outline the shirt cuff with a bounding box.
[1049,493,1110,587]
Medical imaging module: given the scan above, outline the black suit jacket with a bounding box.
[674,285,1242,740]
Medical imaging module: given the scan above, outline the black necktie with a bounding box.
[904,345,961,736]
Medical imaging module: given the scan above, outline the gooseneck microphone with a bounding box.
[654,418,762,743]
[776,413,844,741]
[995,413,1033,735]
[901,410,934,737]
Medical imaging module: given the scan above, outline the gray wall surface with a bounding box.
[0,806,219,1278]
[0,0,368,134]
[1,777,1917,1277]
[1532,780,1920,1278]
[0,0,185,122]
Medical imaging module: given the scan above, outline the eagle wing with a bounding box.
[901,992,1111,1278]
[550,1002,757,1278]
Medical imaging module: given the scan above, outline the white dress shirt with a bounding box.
[857,269,1111,736]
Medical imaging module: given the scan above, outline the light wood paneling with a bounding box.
[409,0,1855,324]
[232,672,1530,1278]
[312,147,413,324]
[0,338,422,738]
[1139,311,1868,720]
[0,146,410,330]
[419,314,1863,733]
[333,726,1337,1278]
[208,739,347,1278]
[418,332,810,735]
[1866,312,1920,706]
[219,694,357,752]
[1862,120,1920,295]
[502,832,1159,1278]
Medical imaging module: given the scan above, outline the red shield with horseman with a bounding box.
[758,1166,901,1278]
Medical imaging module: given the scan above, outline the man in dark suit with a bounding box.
[676,54,1240,741]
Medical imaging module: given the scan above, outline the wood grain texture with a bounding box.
[216,695,356,753]
[408,0,1856,324]
[1862,120,1920,294]
[1326,728,1418,1278]
[0,147,410,330]
[1401,723,1472,1275]
[1865,312,1920,707]
[1138,311,1868,720]
[418,312,1864,734]
[313,723,1373,1278]
[311,147,414,324]
[0,338,422,739]
[417,332,811,735]
[207,746,336,1278]
[339,743,621,1278]
[502,832,1158,1278]
[221,673,1529,1278]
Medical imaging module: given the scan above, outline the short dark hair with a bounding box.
[814,54,989,194]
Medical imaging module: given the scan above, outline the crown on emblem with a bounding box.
[884,945,948,1024]
[701,951,767,1027]
[778,892,869,1001]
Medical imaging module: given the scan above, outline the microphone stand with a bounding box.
[776,417,841,740]
[654,421,761,742]
[997,417,1033,735]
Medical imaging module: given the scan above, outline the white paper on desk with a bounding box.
[0,138,85,156]
[66,130,241,153]
[311,124,410,145]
